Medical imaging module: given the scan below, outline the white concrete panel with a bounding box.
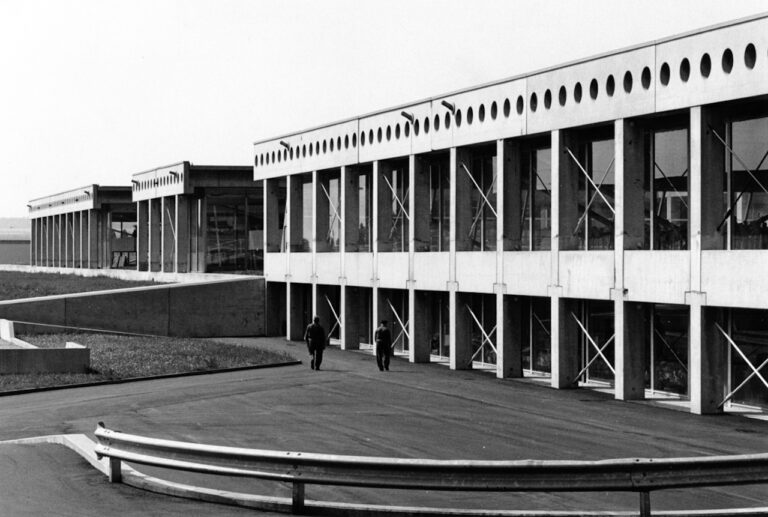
[253,120,359,179]
[132,163,187,202]
[655,17,768,112]
[624,251,689,304]
[502,251,550,296]
[448,79,527,148]
[288,252,313,283]
[29,185,97,218]
[702,250,768,309]
[315,252,342,284]
[413,252,450,291]
[527,47,656,135]
[376,252,409,289]
[559,251,614,300]
[407,102,435,156]
[358,105,423,163]
[264,252,288,282]
[456,252,496,293]
[429,100,454,151]
[344,253,374,287]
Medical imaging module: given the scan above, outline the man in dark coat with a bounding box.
[374,320,392,371]
[304,316,327,370]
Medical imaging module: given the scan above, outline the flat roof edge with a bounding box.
[252,10,768,146]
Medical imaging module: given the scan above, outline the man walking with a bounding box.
[304,316,327,370]
[374,320,392,371]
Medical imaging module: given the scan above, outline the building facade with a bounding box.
[132,162,263,274]
[254,14,768,414]
[29,185,135,269]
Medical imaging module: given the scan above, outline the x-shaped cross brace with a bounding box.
[715,322,768,407]
[386,298,410,350]
[319,183,343,243]
[466,304,497,365]
[571,311,616,380]
[564,149,615,236]
[325,295,342,339]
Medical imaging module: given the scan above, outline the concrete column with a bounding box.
[149,198,162,272]
[64,213,71,268]
[376,161,392,252]
[315,171,329,253]
[198,197,208,272]
[555,130,581,251]
[409,289,431,362]
[176,195,190,273]
[551,296,580,388]
[56,214,63,267]
[372,161,380,328]
[289,283,310,341]
[502,140,522,250]
[137,201,149,271]
[454,147,474,252]
[497,295,523,378]
[614,119,647,400]
[266,178,282,253]
[450,291,473,370]
[72,212,81,268]
[690,303,727,414]
[266,282,287,337]
[45,216,51,266]
[162,196,175,272]
[412,156,430,252]
[87,210,99,268]
[342,285,362,350]
[29,218,35,266]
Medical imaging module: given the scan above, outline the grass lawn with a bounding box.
[0,333,295,392]
[0,271,164,301]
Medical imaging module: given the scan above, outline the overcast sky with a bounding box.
[1,0,766,217]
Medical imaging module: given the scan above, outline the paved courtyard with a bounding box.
[0,337,765,516]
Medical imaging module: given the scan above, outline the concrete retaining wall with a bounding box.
[0,278,265,338]
[0,348,91,374]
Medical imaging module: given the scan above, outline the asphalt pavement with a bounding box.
[0,337,765,516]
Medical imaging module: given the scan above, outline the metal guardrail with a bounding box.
[94,423,768,516]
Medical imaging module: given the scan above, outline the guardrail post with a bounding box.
[108,457,122,483]
[639,490,651,517]
[292,481,305,514]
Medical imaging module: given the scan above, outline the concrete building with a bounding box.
[28,185,135,269]
[132,162,263,274]
[255,14,768,414]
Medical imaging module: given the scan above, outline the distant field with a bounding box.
[0,271,163,301]
[0,333,295,392]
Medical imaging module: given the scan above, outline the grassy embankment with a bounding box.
[0,272,294,391]
[0,271,161,300]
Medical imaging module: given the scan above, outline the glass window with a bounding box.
[647,129,689,250]
[730,308,768,408]
[206,190,263,273]
[729,116,768,249]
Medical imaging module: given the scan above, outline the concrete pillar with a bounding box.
[289,175,304,252]
[614,300,647,400]
[497,295,523,378]
[412,156,430,252]
[103,211,112,268]
[266,178,283,252]
[315,172,330,253]
[551,297,580,388]
[455,148,474,252]
[342,285,362,350]
[87,210,99,268]
[137,201,149,271]
[289,283,310,341]
[64,213,72,268]
[613,119,647,400]
[376,161,392,252]
[45,216,51,266]
[266,282,287,337]
[149,198,162,272]
[162,196,175,272]
[502,140,523,250]
[450,290,473,370]
[692,106,726,252]
[72,212,81,268]
[555,130,581,251]
[29,218,35,266]
[57,214,63,267]
[690,304,727,414]
[409,289,431,362]
[176,195,190,273]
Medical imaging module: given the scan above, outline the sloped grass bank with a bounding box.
[0,333,294,392]
[0,271,162,301]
